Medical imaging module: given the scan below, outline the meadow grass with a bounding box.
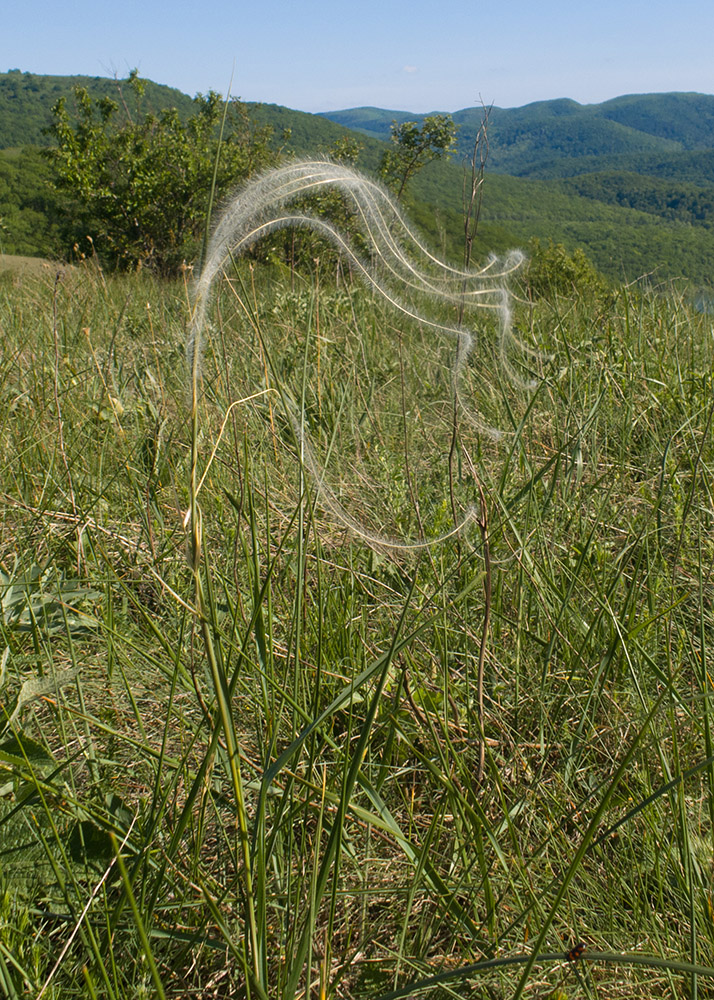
[0,246,714,999]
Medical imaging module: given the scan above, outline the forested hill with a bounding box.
[3,71,714,288]
[321,93,714,177]
[0,70,372,158]
[0,70,198,147]
[319,92,714,288]
[5,71,713,178]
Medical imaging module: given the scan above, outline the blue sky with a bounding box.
[4,0,713,112]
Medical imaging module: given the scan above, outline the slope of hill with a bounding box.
[0,69,197,147]
[245,102,386,171]
[2,73,714,287]
[598,92,714,148]
[406,159,714,287]
[560,171,714,225]
[320,93,714,177]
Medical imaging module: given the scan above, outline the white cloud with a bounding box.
[402,65,418,74]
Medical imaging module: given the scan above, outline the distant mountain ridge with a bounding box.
[320,93,714,176]
[3,71,711,179]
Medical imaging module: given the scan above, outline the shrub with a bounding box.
[46,71,278,274]
[523,236,609,300]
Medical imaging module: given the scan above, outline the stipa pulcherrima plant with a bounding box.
[175,161,714,1000]
[187,159,527,550]
[181,160,526,994]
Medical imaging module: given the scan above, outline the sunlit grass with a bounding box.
[1,250,713,998]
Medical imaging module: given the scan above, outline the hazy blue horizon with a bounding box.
[4,0,713,115]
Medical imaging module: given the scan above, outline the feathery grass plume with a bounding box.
[188,160,527,547]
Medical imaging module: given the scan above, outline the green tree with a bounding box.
[524,237,609,301]
[47,72,277,274]
[324,134,364,166]
[380,114,458,200]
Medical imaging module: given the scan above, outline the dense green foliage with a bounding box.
[0,146,65,257]
[0,69,197,148]
[47,74,278,273]
[378,114,458,198]
[248,101,383,168]
[2,250,714,997]
[1,74,714,287]
[561,171,714,225]
[522,237,611,299]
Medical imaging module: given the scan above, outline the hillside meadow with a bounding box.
[1,243,714,999]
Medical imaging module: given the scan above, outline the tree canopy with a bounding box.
[47,72,278,274]
[379,114,458,199]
